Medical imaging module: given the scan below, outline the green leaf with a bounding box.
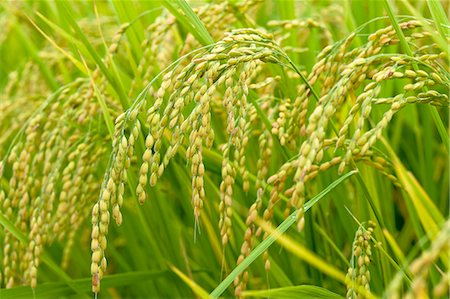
[27,13,86,75]
[210,170,357,298]
[383,139,444,238]
[162,0,214,46]
[56,0,129,108]
[427,0,450,42]
[171,265,210,299]
[79,50,115,139]
[242,285,344,299]
[0,270,169,299]
[14,17,59,90]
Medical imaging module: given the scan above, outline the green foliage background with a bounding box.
[0,0,449,298]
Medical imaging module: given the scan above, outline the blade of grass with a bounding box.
[25,13,86,74]
[0,213,26,244]
[427,0,449,42]
[242,285,344,299]
[56,0,129,108]
[0,270,170,299]
[210,170,357,298]
[256,219,347,284]
[314,224,350,266]
[382,138,444,238]
[12,23,58,90]
[79,50,114,138]
[162,0,214,46]
[383,229,406,264]
[254,216,378,299]
[352,167,386,227]
[425,0,450,154]
[170,265,210,299]
[34,11,83,48]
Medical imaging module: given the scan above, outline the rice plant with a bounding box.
[0,0,449,298]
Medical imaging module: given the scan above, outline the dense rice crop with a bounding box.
[0,0,449,298]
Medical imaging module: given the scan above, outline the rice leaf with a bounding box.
[0,270,169,299]
[427,0,450,41]
[242,285,344,299]
[162,0,214,46]
[56,0,128,108]
[171,265,210,299]
[383,139,444,238]
[210,170,357,298]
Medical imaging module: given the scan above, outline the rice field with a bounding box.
[0,0,449,298]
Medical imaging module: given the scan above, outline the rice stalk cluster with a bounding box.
[0,15,128,289]
[345,221,376,299]
[0,1,448,297]
[91,15,448,293]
